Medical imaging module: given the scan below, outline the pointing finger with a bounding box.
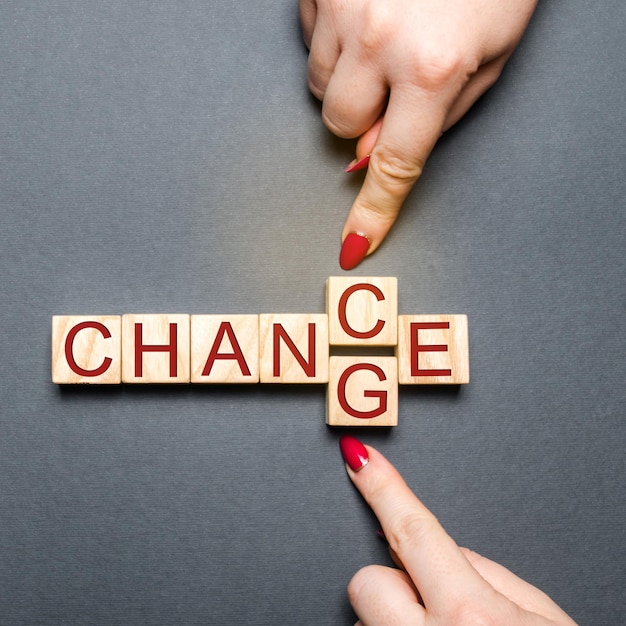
[339,83,450,269]
[340,437,489,611]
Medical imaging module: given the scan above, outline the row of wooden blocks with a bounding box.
[52,277,469,426]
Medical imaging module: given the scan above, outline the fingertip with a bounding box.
[339,232,371,270]
[339,434,370,473]
[338,209,392,270]
[339,178,405,270]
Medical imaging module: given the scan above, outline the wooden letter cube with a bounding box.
[191,315,259,383]
[122,314,190,383]
[259,314,329,383]
[327,356,398,426]
[52,315,121,384]
[327,276,397,346]
[396,315,469,384]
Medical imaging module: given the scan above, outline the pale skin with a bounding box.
[345,444,578,626]
[300,0,538,261]
[303,4,575,620]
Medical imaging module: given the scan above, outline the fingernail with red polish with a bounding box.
[345,154,370,173]
[339,232,370,270]
[340,435,369,472]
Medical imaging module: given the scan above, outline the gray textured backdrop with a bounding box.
[1,1,624,624]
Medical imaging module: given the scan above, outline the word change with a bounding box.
[52,277,469,426]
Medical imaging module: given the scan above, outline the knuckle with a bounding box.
[385,510,440,555]
[445,599,512,626]
[307,76,325,101]
[447,605,498,626]
[419,48,465,87]
[415,46,476,91]
[321,107,357,139]
[306,57,330,101]
[322,97,359,139]
[371,149,424,189]
[359,3,397,54]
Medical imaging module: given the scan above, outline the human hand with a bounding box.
[338,436,578,625]
[300,0,537,269]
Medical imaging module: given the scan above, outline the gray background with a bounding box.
[1,1,624,624]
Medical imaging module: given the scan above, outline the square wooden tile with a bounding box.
[259,314,329,383]
[327,276,397,346]
[52,315,121,384]
[397,315,469,384]
[122,314,190,383]
[191,315,259,383]
[327,356,398,426]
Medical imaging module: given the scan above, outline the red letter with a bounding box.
[65,321,112,377]
[272,323,316,377]
[410,322,452,377]
[338,363,387,419]
[201,322,251,376]
[338,283,386,339]
[134,322,178,378]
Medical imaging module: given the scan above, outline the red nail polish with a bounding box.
[345,154,370,173]
[339,232,370,270]
[339,435,369,472]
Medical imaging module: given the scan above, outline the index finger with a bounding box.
[339,82,457,269]
[339,436,488,610]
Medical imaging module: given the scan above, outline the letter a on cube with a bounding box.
[191,315,259,383]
